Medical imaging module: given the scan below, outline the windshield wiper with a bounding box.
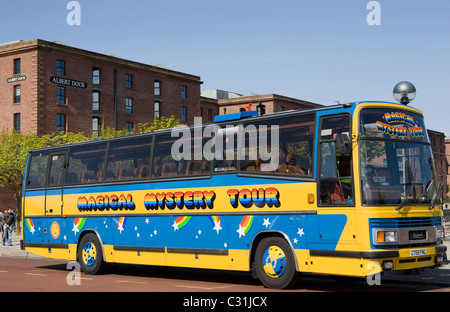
[396,161,414,210]
[427,178,439,210]
[427,157,440,210]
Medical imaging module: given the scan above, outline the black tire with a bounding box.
[77,233,107,275]
[254,237,298,289]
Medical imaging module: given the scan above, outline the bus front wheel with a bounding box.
[254,237,298,289]
[77,233,107,275]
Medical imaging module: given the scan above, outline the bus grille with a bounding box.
[369,217,442,229]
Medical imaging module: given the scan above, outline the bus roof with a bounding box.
[28,100,422,153]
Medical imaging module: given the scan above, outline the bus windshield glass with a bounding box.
[359,108,439,206]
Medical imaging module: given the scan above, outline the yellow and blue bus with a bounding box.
[21,101,446,289]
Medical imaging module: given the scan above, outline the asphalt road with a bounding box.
[0,256,449,293]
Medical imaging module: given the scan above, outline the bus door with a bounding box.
[316,114,357,243]
[45,151,68,216]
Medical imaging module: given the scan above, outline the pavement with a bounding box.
[0,230,449,288]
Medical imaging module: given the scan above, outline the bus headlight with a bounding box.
[435,226,444,241]
[376,230,398,244]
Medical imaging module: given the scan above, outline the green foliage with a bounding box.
[0,130,44,201]
[138,116,180,134]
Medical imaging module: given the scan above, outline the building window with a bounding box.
[154,101,160,118]
[14,58,21,75]
[181,106,187,123]
[280,106,284,111]
[154,81,161,96]
[126,98,133,114]
[13,113,20,132]
[92,91,100,111]
[181,85,187,98]
[126,74,133,89]
[14,85,21,103]
[208,108,213,120]
[92,117,100,135]
[57,114,66,134]
[93,68,101,85]
[57,60,65,76]
[126,122,134,132]
[57,86,66,104]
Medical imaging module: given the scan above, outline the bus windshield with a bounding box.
[359,108,439,206]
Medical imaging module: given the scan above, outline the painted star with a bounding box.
[118,223,124,234]
[172,221,179,231]
[262,218,271,228]
[29,225,35,235]
[213,221,222,234]
[72,223,79,235]
[293,237,298,244]
[236,225,246,238]
[145,218,150,224]
[297,228,305,237]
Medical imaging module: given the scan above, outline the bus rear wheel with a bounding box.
[77,233,107,275]
[254,237,298,289]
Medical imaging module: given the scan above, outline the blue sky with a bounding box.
[1,0,449,136]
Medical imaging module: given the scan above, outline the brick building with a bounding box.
[446,138,450,201]
[0,39,205,136]
[428,130,448,202]
[201,89,321,116]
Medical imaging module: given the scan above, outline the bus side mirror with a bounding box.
[336,134,351,154]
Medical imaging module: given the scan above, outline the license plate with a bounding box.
[410,249,427,257]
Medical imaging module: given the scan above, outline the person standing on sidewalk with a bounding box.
[2,209,14,246]
[0,210,3,233]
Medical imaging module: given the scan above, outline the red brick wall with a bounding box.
[0,49,39,134]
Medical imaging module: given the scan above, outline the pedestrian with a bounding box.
[2,209,14,246]
[0,210,3,233]
[10,208,16,232]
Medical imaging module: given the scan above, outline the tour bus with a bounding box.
[21,100,446,289]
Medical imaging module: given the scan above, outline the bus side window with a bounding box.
[26,152,49,188]
[238,113,315,177]
[152,131,211,178]
[106,137,152,181]
[48,153,67,186]
[152,134,187,178]
[213,125,238,173]
[66,144,107,185]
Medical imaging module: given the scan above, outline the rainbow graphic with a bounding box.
[237,215,254,238]
[208,216,222,234]
[207,216,220,227]
[25,218,35,234]
[72,218,86,235]
[172,216,191,231]
[117,217,127,233]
